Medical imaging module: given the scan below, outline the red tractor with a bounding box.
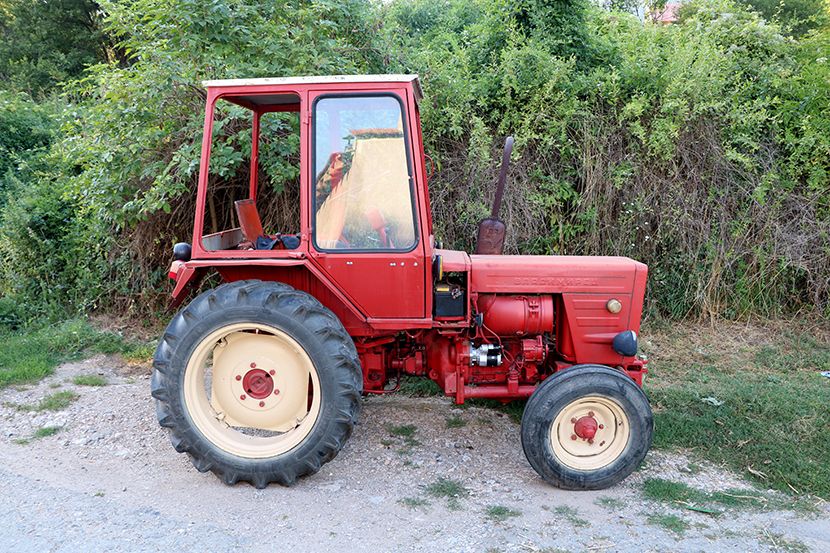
[153,75,652,490]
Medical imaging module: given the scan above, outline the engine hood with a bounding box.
[470,254,644,294]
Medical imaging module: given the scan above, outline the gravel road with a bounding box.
[1,355,827,552]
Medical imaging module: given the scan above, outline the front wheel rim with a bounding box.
[183,322,321,459]
[549,395,630,471]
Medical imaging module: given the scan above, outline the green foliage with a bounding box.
[33,390,79,411]
[386,0,830,318]
[10,390,79,412]
[0,92,56,182]
[0,0,110,97]
[736,0,829,36]
[0,0,828,321]
[398,496,430,510]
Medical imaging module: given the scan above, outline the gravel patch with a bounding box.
[1,357,827,552]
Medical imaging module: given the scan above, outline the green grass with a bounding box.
[387,423,417,438]
[398,375,442,397]
[647,327,830,499]
[386,423,419,451]
[425,477,468,499]
[33,425,62,438]
[484,505,521,522]
[760,531,810,553]
[9,390,80,412]
[120,341,156,364]
[647,513,690,535]
[72,374,107,387]
[594,496,626,510]
[641,478,811,513]
[398,497,430,510]
[552,505,590,527]
[14,425,63,445]
[36,390,80,411]
[425,477,469,510]
[456,398,526,424]
[0,318,149,388]
[445,414,466,428]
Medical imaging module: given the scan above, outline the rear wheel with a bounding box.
[151,280,362,488]
[521,364,652,490]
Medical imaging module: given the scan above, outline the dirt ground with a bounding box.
[1,354,828,553]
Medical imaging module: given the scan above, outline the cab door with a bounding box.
[307,91,426,319]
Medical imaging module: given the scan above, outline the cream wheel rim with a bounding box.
[183,322,321,459]
[549,396,630,471]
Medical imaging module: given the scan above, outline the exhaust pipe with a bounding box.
[474,136,513,255]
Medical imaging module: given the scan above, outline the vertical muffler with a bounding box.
[474,135,513,255]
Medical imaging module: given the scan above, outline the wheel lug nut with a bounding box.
[588,411,595,417]
[570,434,577,441]
[235,375,241,381]
[269,369,275,375]
[259,401,265,407]
[250,362,256,368]
[598,424,604,429]
[240,394,246,400]
[570,417,577,424]
[588,439,594,445]
[274,389,280,395]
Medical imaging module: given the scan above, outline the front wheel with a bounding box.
[520,364,653,490]
[151,280,362,488]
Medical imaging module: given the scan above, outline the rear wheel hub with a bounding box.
[242,368,274,399]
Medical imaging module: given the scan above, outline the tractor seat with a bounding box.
[234,199,265,243]
[234,199,300,250]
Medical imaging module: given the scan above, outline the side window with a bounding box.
[313,95,416,251]
[201,95,301,252]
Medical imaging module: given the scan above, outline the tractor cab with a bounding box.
[172,75,432,322]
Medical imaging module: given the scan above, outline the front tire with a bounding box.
[151,280,362,488]
[521,364,652,490]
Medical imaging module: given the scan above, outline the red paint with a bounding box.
[234,199,264,242]
[166,76,649,404]
[574,416,598,440]
[242,369,274,400]
[476,294,554,336]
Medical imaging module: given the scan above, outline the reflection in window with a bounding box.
[314,96,416,250]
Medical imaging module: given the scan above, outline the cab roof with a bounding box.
[201,74,423,101]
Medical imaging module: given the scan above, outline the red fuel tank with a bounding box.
[476,294,554,336]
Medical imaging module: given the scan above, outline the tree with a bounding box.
[0,0,111,96]
[736,0,829,35]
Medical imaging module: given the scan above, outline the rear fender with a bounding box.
[168,262,205,309]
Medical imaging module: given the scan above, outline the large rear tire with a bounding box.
[151,280,362,488]
[520,364,652,490]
